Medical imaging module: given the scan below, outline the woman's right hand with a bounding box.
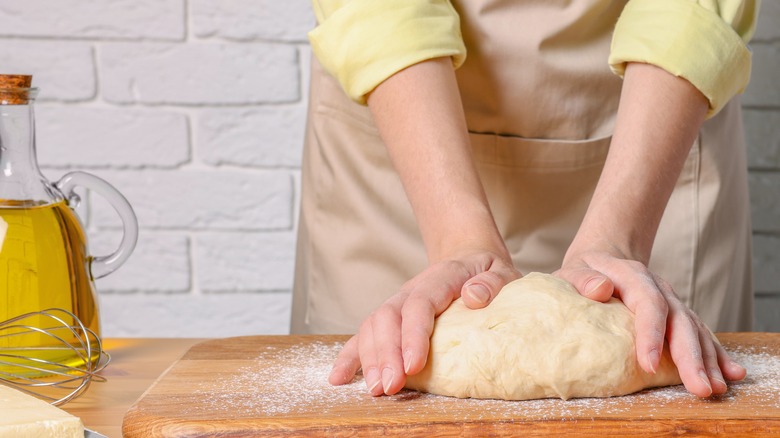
[328,250,520,396]
[330,57,517,395]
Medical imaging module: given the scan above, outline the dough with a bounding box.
[404,272,682,400]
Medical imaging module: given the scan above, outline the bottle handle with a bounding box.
[56,171,139,280]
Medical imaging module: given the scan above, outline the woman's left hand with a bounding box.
[555,249,746,398]
[553,62,746,398]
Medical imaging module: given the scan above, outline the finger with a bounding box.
[698,326,727,395]
[461,263,519,309]
[600,267,668,375]
[714,341,747,382]
[625,274,669,374]
[554,267,614,302]
[373,294,407,395]
[357,317,384,396]
[666,311,713,397]
[400,261,478,376]
[400,294,436,376]
[329,335,361,385]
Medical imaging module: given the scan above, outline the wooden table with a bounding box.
[60,338,206,438]
[58,334,780,437]
[123,333,780,437]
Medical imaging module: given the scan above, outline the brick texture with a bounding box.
[743,43,780,108]
[86,170,293,230]
[744,109,780,170]
[754,294,780,333]
[0,2,777,337]
[196,231,296,292]
[100,43,300,105]
[754,234,780,294]
[749,172,780,233]
[191,0,315,42]
[98,292,291,337]
[36,106,190,168]
[744,8,780,332]
[754,1,780,42]
[93,231,192,293]
[197,106,306,168]
[0,41,95,101]
[0,0,185,40]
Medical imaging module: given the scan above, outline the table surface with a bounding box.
[61,334,780,437]
[122,333,780,437]
[60,338,206,438]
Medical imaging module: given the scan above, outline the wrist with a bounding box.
[422,205,509,263]
[565,226,652,267]
[429,237,511,265]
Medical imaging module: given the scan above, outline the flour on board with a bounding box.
[188,342,780,420]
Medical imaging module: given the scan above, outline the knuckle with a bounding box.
[401,295,435,316]
[652,275,673,291]
[621,259,647,273]
[651,293,670,316]
[374,304,394,319]
[398,280,416,296]
[466,271,501,292]
[678,312,699,331]
[403,326,430,348]
[437,259,464,273]
[359,318,374,334]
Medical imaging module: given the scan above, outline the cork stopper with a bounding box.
[0,74,34,105]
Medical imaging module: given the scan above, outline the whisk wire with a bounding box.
[0,308,110,405]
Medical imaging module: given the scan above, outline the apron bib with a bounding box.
[292,0,753,334]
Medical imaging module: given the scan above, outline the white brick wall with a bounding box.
[100,42,301,104]
[746,1,780,332]
[1,1,778,337]
[1,0,313,338]
[0,0,185,40]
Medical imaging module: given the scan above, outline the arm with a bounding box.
[328,57,519,395]
[557,62,746,397]
[369,57,505,263]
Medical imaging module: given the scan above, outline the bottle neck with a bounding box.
[0,100,57,206]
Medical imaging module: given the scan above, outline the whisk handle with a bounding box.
[56,171,139,280]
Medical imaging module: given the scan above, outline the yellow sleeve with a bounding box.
[609,0,760,118]
[308,0,466,105]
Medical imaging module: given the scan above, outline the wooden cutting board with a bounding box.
[123,333,780,437]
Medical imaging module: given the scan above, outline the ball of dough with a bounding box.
[404,273,682,400]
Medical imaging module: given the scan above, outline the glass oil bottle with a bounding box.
[0,74,137,377]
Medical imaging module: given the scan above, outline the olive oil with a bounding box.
[0,200,100,375]
[0,74,135,385]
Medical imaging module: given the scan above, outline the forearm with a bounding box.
[366,57,507,263]
[568,62,709,263]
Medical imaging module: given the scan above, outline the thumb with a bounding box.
[461,268,518,309]
[555,267,614,302]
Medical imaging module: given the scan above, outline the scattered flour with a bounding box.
[187,342,780,422]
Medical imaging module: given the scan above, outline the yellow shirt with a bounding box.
[308,0,758,118]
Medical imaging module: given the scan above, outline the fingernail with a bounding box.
[584,277,607,296]
[381,367,395,393]
[366,368,381,393]
[712,375,727,389]
[730,360,746,373]
[403,349,413,374]
[699,371,713,396]
[328,366,340,382]
[646,349,660,374]
[465,284,490,304]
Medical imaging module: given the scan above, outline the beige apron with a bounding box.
[292,0,754,334]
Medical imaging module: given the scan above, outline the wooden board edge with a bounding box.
[121,416,780,437]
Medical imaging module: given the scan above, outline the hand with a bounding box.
[328,251,520,396]
[556,249,747,398]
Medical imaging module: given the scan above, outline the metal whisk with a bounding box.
[0,308,110,405]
